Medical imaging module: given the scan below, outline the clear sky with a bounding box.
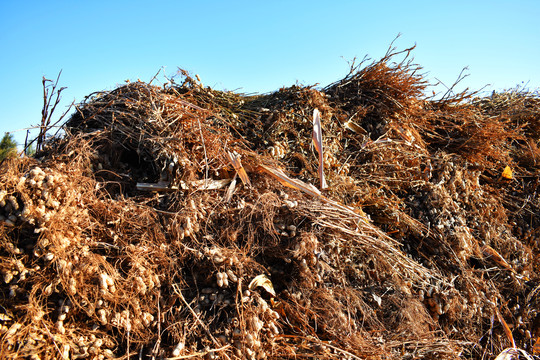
[1,1,539,148]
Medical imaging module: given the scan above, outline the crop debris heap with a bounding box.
[1,47,540,359]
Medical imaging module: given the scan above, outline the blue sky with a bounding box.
[1,1,539,148]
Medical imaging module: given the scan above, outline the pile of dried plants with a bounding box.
[1,46,539,359]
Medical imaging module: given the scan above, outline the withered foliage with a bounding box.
[1,48,539,360]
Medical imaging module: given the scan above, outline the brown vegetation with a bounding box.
[1,47,540,359]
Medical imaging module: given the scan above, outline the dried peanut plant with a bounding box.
[1,46,540,359]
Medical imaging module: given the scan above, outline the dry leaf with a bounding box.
[343,120,367,135]
[248,274,276,297]
[258,164,321,198]
[224,175,237,203]
[312,109,328,189]
[494,348,518,360]
[494,348,535,360]
[192,178,232,190]
[136,179,231,192]
[227,151,251,187]
[502,165,513,179]
[534,337,540,354]
[482,245,515,273]
[495,307,515,348]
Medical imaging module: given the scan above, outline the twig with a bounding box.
[151,291,162,360]
[277,335,364,360]
[37,70,72,152]
[323,341,364,360]
[436,66,470,102]
[41,319,65,359]
[165,344,231,359]
[24,130,30,154]
[177,289,220,347]
[149,67,164,85]
[197,118,209,184]
[127,328,131,360]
